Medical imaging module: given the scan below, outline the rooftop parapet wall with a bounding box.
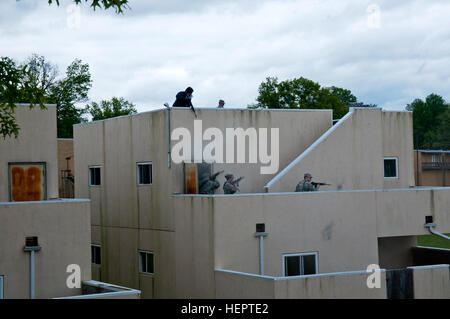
[265,108,414,192]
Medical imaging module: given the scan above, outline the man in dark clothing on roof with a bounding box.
[173,87,197,117]
[173,87,194,107]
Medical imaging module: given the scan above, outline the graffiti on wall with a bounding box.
[9,163,46,201]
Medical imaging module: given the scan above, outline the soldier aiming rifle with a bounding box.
[198,170,224,194]
[295,173,330,192]
[223,174,244,194]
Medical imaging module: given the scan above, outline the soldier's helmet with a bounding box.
[225,173,234,180]
[304,173,312,178]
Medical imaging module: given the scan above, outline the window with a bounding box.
[283,253,318,276]
[89,166,101,186]
[0,276,3,299]
[139,251,154,274]
[91,245,101,265]
[137,162,153,185]
[384,157,398,178]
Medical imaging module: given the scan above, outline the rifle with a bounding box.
[191,105,198,118]
[231,177,244,186]
[311,182,331,187]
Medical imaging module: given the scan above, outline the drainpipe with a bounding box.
[254,224,268,275]
[24,237,41,299]
[425,222,450,241]
[164,103,171,169]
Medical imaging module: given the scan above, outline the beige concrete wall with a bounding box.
[0,105,58,201]
[0,199,91,299]
[172,187,450,298]
[409,265,450,299]
[382,111,415,189]
[215,271,275,299]
[375,188,450,237]
[274,272,387,299]
[170,108,332,194]
[73,108,331,298]
[267,109,415,192]
[57,139,74,197]
[215,270,387,299]
[211,192,380,277]
[173,196,216,298]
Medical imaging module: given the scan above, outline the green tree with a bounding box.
[85,97,136,121]
[251,76,367,119]
[48,59,92,138]
[435,108,450,149]
[406,94,449,149]
[47,0,129,13]
[0,57,47,138]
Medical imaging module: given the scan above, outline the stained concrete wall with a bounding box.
[215,270,387,299]
[73,108,332,298]
[173,187,450,297]
[409,265,450,299]
[267,108,415,192]
[170,108,332,194]
[0,104,58,201]
[0,199,91,299]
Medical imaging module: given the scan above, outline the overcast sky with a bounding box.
[1,0,450,112]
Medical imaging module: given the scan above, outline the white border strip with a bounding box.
[172,186,450,198]
[54,280,141,299]
[0,199,90,206]
[264,109,354,190]
[407,264,450,270]
[215,268,386,281]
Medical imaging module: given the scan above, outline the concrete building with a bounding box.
[414,150,450,187]
[0,104,139,299]
[74,107,450,298]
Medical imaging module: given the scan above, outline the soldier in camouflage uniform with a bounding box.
[199,173,221,195]
[223,173,239,194]
[295,173,319,192]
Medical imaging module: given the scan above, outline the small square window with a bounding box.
[384,157,398,178]
[139,251,154,274]
[283,253,318,276]
[137,163,153,185]
[89,166,101,186]
[91,245,101,265]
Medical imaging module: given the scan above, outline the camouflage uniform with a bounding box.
[199,179,220,194]
[223,181,238,194]
[295,180,317,192]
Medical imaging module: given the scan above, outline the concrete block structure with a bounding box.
[74,106,450,299]
[0,104,139,299]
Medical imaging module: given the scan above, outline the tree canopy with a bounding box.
[250,76,373,119]
[0,55,92,139]
[406,94,450,149]
[0,57,47,138]
[85,97,136,121]
[47,0,129,13]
